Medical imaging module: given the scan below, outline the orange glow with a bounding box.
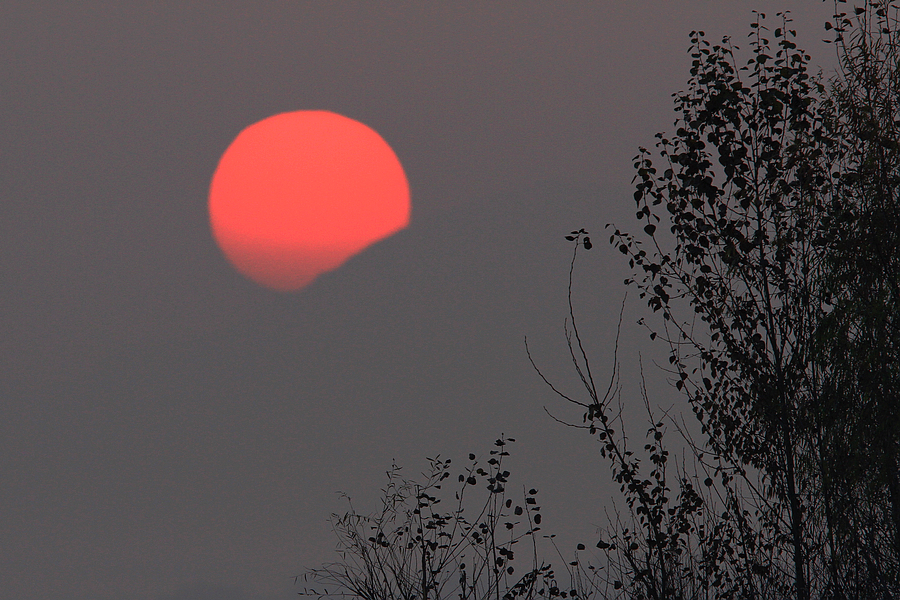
[209,110,410,290]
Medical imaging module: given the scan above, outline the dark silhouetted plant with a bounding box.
[532,4,899,599]
[300,438,584,600]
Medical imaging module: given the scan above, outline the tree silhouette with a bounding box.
[302,3,899,599]
[530,3,899,599]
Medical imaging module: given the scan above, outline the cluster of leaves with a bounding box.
[812,0,900,592]
[300,438,580,600]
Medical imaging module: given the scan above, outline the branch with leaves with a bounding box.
[300,438,584,600]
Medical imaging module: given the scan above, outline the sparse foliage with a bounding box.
[300,439,580,600]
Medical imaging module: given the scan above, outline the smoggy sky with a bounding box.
[1,3,838,600]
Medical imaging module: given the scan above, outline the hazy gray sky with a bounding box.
[1,3,837,599]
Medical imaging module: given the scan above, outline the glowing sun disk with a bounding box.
[208,110,410,290]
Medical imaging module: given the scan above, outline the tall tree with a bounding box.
[609,11,835,599]
[538,4,899,599]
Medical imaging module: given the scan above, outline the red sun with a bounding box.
[208,110,410,291]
